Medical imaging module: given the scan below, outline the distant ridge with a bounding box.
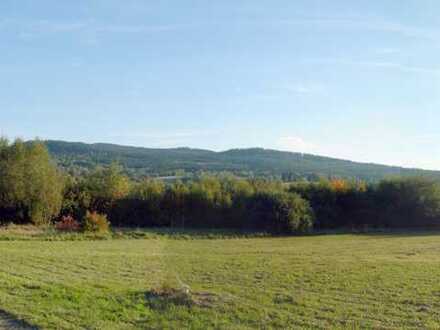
[44,140,440,181]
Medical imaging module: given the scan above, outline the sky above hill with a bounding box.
[1,1,439,169]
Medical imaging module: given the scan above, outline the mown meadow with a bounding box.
[1,231,440,329]
[2,139,440,329]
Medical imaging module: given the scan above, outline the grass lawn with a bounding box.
[1,231,440,329]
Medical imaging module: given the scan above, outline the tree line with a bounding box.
[46,140,439,181]
[1,139,440,233]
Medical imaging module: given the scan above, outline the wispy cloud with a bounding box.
[275,17,440,41]
[375,48,400,55]
[5,16,438,44]
[107,129,221,148]
[358,60,440,75]
[283,84,312,94]
[95,25,179,34]
[412,133,440,143]
[113,129,218,139]
[308,58,440,75]
[1,18,188,40]
[39,21,88,33]
[279,82,327,95]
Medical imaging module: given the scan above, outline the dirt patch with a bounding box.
[146,287,227,310]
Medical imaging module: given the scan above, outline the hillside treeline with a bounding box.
[2,139,440,233]
[46,140,440,182]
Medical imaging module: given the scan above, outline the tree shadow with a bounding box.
[315,227,440,239]
[118,226,440,240]
[116,227,272,239]
[0,310,38,330]
[360,229,440,239]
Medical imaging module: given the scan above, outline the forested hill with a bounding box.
[44,140,440,181]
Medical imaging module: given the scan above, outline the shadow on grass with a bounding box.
[115,227,273,240]
[361,230,440,239]
[116,226,440,241]
[115,227,355,239]
[314,228,440,239]
[3,224,440,242]
[0,310,38,330]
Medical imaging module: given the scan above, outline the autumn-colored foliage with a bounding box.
[83,211,110,233]
[330,179,349,192]
[55,215,81,232]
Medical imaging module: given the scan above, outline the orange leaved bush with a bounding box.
[83,211,110,233]
[55,215,81,232]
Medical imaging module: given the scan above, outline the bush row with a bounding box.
[61,166,440,232]
[62,166,314,234]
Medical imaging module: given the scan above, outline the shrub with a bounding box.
[249,191,314,234]
[55,215,81,232]
[285,193,315,233]
[83,211,110,233]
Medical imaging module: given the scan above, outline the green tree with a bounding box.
[131,178,166,225]
[0,139,64,225]
[85,163,131,212]
[60,175,92,220]
[162,181,189,227]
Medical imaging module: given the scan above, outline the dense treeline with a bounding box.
[2,140,440,233]
[290,178,440,229]
[62,165,314,233]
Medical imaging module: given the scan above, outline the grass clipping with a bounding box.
[147,275,221,309]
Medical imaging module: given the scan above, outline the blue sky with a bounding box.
[1,1,440,169]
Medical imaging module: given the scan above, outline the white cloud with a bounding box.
[277,136,318,154]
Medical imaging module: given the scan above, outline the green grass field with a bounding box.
[1,231,440,329]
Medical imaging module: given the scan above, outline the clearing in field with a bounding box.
[1,232,440,329]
